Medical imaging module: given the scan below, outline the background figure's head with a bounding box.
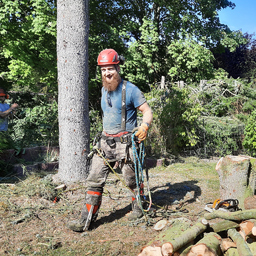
[0,88,9,103]
[97,49,125,91]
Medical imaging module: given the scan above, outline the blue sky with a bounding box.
[218,0,256,37]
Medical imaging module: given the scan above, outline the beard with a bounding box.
[102,72,121,92]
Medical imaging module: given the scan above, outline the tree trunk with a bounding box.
[56,0,90,182]
[244,196,256,210]
[216,155,256,210]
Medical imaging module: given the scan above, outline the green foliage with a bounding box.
[243,109,256,156]
[167,35,215,82]
[197,116,244,156]
[124,18,160,90]
[10,98,59,148]
[0,132,14,151]
[145,85,203,156]
[0,0,57,92]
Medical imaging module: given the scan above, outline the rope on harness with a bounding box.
[131,133,152,215]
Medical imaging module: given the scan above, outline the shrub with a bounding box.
[243,109,256,156]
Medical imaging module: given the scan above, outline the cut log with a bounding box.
[210,219,240,233]
[221,238,236,252]
[187,232,222,256]
[225,242,256,256]
[139,219,207,256]
[139,218,192,256]
[160,220,208,255]
[228,228,253,256]
[215,155,256,210]
[238,220,255,240]
[204,209,256,221]
[252,226,256,236]
[154,219,168,231]
[138,246,162,256]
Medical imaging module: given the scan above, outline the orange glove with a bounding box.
[135,123,149,141]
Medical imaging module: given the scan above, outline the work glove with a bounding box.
[135,123,149,141]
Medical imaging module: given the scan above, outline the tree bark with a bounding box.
[244,196,256,210]
[161,220,208,255]
[225,243,256,256]
[228,228,253,256]
[216,155,256,210]
[210,219,240,233]
[187,232,222,256]
[138,218,192,255]
[204,209,256,221]
[57,0,90,182]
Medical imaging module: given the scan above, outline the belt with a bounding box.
[102,132,132,144]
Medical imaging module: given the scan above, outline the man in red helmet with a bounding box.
[0,88,18,132]
[67,49,153,232]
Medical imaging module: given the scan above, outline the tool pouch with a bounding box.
[106,138,116,148]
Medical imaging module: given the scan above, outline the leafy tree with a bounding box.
[0,0,57,93]
[213,33,255,79]
[145,85,203,155]
[167,35,215,82]
[57,0,90,182]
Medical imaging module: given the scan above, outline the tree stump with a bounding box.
[216,155,256,210]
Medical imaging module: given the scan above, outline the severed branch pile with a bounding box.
[138,209,256,256]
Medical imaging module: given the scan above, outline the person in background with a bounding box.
[0,88,18,132]
[67,49,153,232]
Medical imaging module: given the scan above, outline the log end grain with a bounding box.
[138,245,163,256]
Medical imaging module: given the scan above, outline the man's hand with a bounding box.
[135,123,149,141]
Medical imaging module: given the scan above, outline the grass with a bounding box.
[0,157,221,256]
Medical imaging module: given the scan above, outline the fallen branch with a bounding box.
[204,209,256,221]
[228,228,253,256]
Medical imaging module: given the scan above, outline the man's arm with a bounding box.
[0,103,18,118]
[137,102,153,126]
[135,102,153,141]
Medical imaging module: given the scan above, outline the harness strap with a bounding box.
[121,80,127,131]
[101,132,131,144]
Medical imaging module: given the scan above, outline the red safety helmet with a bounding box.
[0,88,9,99]
[97,49,124,66]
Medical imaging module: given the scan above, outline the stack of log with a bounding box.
[138,155,256,256]
[138,209,256,256]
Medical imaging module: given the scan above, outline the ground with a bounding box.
[0,157,220,256]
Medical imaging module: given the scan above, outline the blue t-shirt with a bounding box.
[101,80,146,133]
[0,103,10,131]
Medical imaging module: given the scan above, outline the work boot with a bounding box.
[67,190,102,232]
[127,198,143,221]
[67,205,88,232]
